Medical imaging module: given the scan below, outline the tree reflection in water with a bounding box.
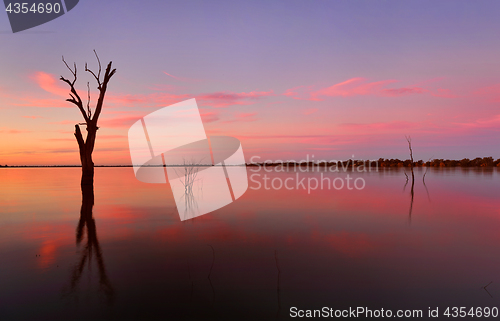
[65,184,114,305]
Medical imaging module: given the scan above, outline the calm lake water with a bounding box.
[1,167,500,320]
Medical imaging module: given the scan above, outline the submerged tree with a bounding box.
[60,51,116,186]
[405,136,415,223]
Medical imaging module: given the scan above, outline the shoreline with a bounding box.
[2,158,500,169]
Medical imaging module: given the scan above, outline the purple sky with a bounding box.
[1,0,500,165]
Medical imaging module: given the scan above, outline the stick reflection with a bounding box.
[173,159,204,221]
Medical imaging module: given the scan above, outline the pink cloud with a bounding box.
[11,71,88,108]
[106,92,189,107]
[285,78,433,101]
[13,97,68,108]
[431,88,457,98]
[22,115,44,119]
[28,71,188,108]
[381,87,427,96]
[236,134,334,141]
[474,84,500,102]
[95,109,222,129]
[303,108,318,115]
[30,71,69,97]
[196,91,274,107]
[237,112,258,118]
[297,135,368,146]
[223,112,259,123]
[26,71,273,110]
[43,138,79,142]
[311,78,397,100]
[149,84,186,92]
[453,114,500,130]
[0,128,30,134]
[44,135,125,142]
[200,111,220,123]
[99,115,143,128]
[49,120,78,125]
[284,86,314,99]
[95,135,126,140]
[104,90,273,108]
[307,147,339,151]
[339,121,418,132]
[163,71,203,83]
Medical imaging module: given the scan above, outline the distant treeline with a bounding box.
[247,157,500,168]
[377,157,500,168]
[1,157,500,168]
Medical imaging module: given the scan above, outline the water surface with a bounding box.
[1,167,500,320]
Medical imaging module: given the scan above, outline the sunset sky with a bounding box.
[1,0,500,165]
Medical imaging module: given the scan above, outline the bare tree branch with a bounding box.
[62,55,77,85]
[92,60,116,122]
[85,63,101,89]
[60,56,89,123]
[85,49,103,90]
[94,49,101,80]
[86,82,91,119]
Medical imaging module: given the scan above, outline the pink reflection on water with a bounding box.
[0,167,500,305]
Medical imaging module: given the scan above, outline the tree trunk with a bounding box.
[75,124,97,186]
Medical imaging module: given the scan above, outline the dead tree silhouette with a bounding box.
[60,51,116,186]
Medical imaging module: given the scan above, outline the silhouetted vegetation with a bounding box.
[246,157,500,169]
[377,157,500,168]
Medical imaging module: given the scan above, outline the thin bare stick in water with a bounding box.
[405,136,415,223]
[207,245,215,305]
[423,156,432,182]
[207,245,215,279]
[405,135,415,179]
[275,250,281,318]
[186,259,194,302]
[483,281,493,298]
[403,171,409,191]
[423,156,433,202]
[409,177,414,224]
